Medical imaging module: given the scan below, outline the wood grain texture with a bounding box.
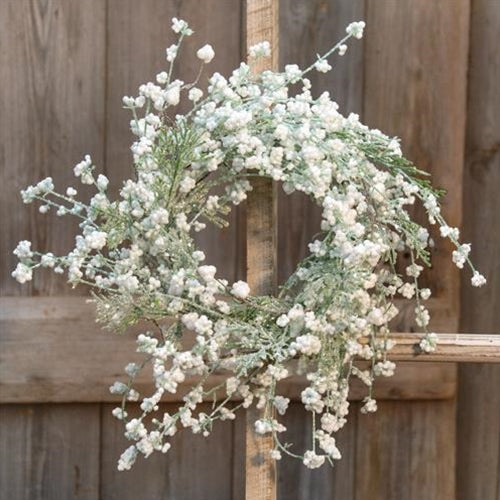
[0,2,104,499]
[355,401,411,500]
[361,2,470,499]
[277,0,364,285]
[386,333,500,363]
[100,403,234,500]
[245,0,279,295]
[0,297,462,403]
[246,177,278,295]
[458,0,500,498]
[244,2,279,498]
[458,365,500,500]
[272,361,457,401]
[0,0,106,296]
[408,399,456,500]
[0,404,100,500]
[1,1,496,499]
[355,399,456,500]
[106,0,244,281]
[278,402,357,500]
[245,404,277,500]
[364,0,470,333]
[232,411,248,500]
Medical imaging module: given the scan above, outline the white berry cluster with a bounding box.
[12,18,485,471]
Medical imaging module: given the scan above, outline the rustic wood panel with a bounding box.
[278,402,358,500]
[0,404,100,500]
[360,2,470,499]
[387,333,500,363]
[0,1,496,500]
[0,297,459,403]
[277,0,364,285]
[458,365,500,500]
[364,0,470,333]
[0,2,105,500]
[355,399,456,500]
[232,410,247,500]
[459,0,500,498]
[105,0,244,282]
[0,0,106,296]
[100,403,234,500]
[355,402,412,500]
[408,400,456,500]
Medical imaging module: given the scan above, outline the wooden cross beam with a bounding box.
[386,333,500,363]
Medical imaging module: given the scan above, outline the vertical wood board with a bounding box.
[360,2,470,498]
[100,403,234,500]
[277,0,365,285]
[354,399,456,500]
[278,402,357,500]
[244,1,279,499]
[364,0,470,332]
[105,0,243,281]
[459,3,500,498]
[0,404,100,500]
[0,0,106,296]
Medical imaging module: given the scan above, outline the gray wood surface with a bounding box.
[277,0,364,285]
[364,0,470,334]
[0,404,101,500]
[101,403,234,500]
[278,402,357,500]
[459,0,500,498]
[355,400,456,500]
[358,1,470,498]
[0,296,460,402]
[105,0,244,282]
[0,1,105,499]
[0,0,106,297]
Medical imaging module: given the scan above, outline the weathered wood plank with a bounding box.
[273,361,457,400]
[408,399,456,500]
[387,333,500,363]
[277,0,365,285]
[0,297,467,403]
[232,409,248,500]
[245,0,279,294]
[105,0,243,282]
[355,399,456,500]
[458,365,500,500]
[0,2,105,498]
[278,402,357,500]
[100,403,234,500]
[0,404,100,500]
[280,0,364,116]
[244,1,280,498]
[355,402,412,500]
[458,2,500,497]
[361,2,470,499]
[0,0,106,296]
[364,0,470,333]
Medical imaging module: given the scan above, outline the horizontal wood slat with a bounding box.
[0,297,460,402]
[389,334,500,363]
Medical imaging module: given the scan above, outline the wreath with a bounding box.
[13,18,485,470]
